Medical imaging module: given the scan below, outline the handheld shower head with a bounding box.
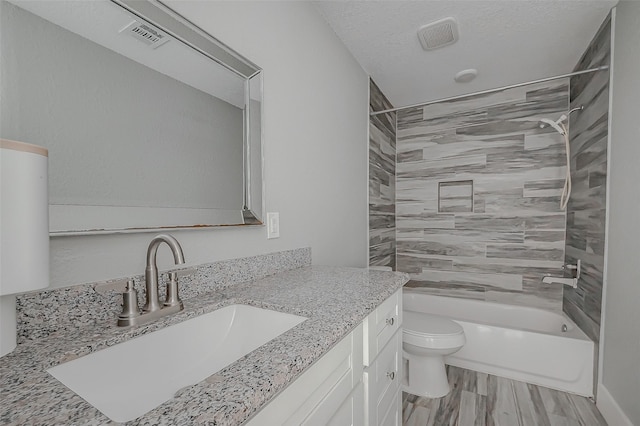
[539,118,566,135]
[539,107,582,211]
[539,105,583,135]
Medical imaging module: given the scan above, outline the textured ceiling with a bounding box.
[314,0,617,108]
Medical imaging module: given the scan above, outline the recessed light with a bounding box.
[454,69,477,83]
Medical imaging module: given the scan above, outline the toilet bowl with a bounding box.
[403,311,466,398]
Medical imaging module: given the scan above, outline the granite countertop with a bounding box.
[0,266,408,425]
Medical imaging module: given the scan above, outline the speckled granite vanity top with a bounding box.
[1,265,408,425]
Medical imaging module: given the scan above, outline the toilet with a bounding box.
[402,311,466,398]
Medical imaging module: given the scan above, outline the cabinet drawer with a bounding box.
[363,289,402,366]
[364,330,402,425]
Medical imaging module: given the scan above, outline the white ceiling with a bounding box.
[314,0,617,108]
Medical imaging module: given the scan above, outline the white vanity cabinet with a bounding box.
[246,289,402,426]
[246,323,364,426]
[363,289,403,426]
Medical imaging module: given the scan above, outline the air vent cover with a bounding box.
[417,17,459,51]
[120,20,170,49]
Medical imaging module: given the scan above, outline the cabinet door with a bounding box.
[379,391,402,426]
[363,290,402,366]
[323,383,364,426]
[246,324,363,426]
[364,330,402,425]
[299,366,362,426]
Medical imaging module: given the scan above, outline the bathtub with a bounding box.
[403,290,594,397]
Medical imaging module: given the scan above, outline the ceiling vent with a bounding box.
[120,20,170,49]
[417,17,459,51]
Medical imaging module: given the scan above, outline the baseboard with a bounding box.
[597,383,633,426]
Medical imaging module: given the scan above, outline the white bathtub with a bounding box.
[403,290,594,397]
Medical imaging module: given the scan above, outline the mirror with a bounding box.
[0,0,263,235]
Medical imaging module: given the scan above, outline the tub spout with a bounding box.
[542,276,577,288]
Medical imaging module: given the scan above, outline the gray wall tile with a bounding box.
[369,79,396,269]
[368,16,611,367]
[563,15,610,354]
[396,79,570,311]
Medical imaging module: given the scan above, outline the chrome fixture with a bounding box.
[144,234,185,313]
[538,106,584,211]
[541,260,581,289]
[538,105,584,134]
[370,66,608,116]
[562,260,582,280]
[96,234,192,327]
[542,276,577,288]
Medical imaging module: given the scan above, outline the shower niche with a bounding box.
[438,180,474,213]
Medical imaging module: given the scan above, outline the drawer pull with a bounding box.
[386,317,395,326]
[387,371,395,380]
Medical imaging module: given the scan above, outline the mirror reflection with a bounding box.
[0,0,262,234]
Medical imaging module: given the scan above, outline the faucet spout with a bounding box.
[144,234,185,313]
[541,276,578,288]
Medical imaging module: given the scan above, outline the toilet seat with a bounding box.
[403,311,465,349]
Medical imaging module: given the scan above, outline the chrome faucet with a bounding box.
[113,234,189,327]
[144,234,185,313]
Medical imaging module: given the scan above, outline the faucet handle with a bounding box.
[171,267,196,279]
[118,280,141,326]
[164,271,184,309]
[95,278,129,295]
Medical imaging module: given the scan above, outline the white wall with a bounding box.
[599,2,640,424]
[48,1,369,288]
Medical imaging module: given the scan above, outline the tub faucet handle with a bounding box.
[562,259,581,279]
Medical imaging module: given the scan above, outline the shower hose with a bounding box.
[560,122,571,211]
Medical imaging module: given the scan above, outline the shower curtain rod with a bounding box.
[369,65,609,116]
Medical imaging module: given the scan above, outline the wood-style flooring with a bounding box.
[402,366,607,426]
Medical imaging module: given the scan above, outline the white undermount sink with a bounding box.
[47,304,307,423]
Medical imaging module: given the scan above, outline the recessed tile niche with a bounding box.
[438,180,473,213]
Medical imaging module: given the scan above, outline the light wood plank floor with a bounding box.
[402,366,607,426]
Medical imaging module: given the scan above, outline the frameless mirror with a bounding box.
[0,0,263,235]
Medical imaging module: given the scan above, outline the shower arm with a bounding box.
[567,106,584,116]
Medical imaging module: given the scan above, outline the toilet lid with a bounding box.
[403,311,463,337]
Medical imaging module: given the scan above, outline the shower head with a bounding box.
[539,105,583,135]
[539,118,566,135]
[540,107,582,211]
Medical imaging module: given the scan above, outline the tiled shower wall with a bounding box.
[563,16,611,345]
[369,79,396,269]
[396,80,571,311]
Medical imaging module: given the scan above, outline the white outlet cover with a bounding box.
[267,212,280,239]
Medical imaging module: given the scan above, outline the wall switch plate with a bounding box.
[267,212,280,239]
